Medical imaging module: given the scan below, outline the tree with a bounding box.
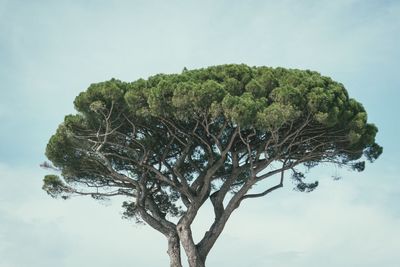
[43,64,382,267]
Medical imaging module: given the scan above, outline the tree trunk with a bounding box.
[185,246,205,267]
[187,256,205,267]
[177,225,206,267]
[167,233,183,267]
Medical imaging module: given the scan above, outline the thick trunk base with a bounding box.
[167,234,183,267]
[188,258,205,267]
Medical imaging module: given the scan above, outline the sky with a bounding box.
[0,0,399,266]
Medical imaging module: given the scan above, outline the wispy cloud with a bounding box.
[0,163,167,267]
[205,175,400,267]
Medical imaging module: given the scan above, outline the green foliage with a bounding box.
[222,92,265,128]
[42,174,69,199]
[44,64,382,218]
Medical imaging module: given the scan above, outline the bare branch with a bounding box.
[241,166,285,201]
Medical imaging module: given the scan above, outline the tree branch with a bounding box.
[241,167,285,201]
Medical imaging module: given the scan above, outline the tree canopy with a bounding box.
[43,64,382,267]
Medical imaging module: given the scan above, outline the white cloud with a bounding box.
[205,175,400,267]
[0,164,166,267]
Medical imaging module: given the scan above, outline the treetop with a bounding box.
[45,63,382,206]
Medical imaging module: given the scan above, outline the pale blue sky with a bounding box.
[0,1,399,266]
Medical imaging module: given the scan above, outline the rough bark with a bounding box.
[177,224,205,267]
[167,233,183,267]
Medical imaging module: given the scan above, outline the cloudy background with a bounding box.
[1,0,399,266]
